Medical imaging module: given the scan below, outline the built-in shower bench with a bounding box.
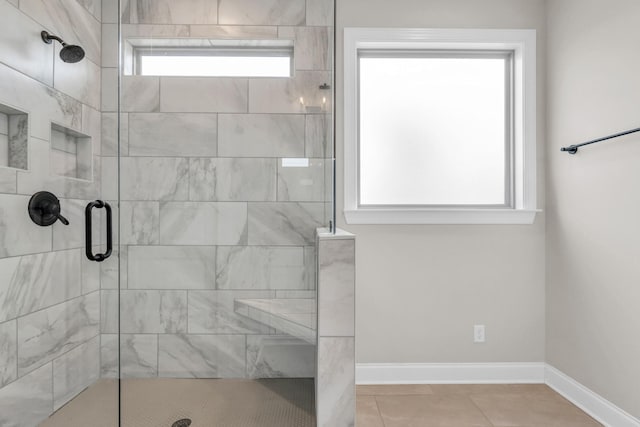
[234,298,316,344]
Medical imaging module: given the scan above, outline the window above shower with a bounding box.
[343,27,538,225]
[124,39,294,77]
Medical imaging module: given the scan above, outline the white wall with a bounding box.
[336,0,547,364]
[546,0,640,419]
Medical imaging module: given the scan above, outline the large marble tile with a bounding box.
[20,0,101,65]
[217,114,305,157]
[158,334,245,378]
[101,68,118,112]
[128,0,217,24]
[159,202,248,245]
[101,23,118,68]
[53,199,100,250]
[318,238,355,337]
[188,290,273,334]
[189,158,277,201]
[246,335,314,378]
[101,334,158,378]
[306,113,331,158]
[278,158,326,201]
[120,201,160,245]
[306,0,334,26]
[0,1,54,85]
[75,0,101,20]
[17,292,99,376]
[189,25,278,39]
[80,252,100,294]
[0,363,53,427]
[120,290,187,334]
[121,23,190,38]
[100,290,118,334]
[317,337,355,427]
[129,113,217,156]
[52,336,99,410]
[248,202,324,245]
[81,104,101,157]
[0,195,49,257]
[128,246,216,290]
[218,0,305,25]
[279,26,330,71]
[216,246,306,290]
[0,168,17,193]
[103,157,189,201]
[102,0,118,23]
[0,320,17,387]
[101,113,129,156]
[160,78,248,113]
[0,65,82,140]
[249,71,331,114]
[122,76,160,112]
[54,55,101,110]
[100,245,127,290]
[0,249,81,323]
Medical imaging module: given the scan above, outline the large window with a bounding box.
[344,28,538,224]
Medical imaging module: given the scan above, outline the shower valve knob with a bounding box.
[28,191,69,227]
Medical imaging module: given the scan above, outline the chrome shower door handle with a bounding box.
[85,200,113,262]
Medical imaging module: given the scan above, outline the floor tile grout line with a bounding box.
[466,393,499,427]
[372,395,389,427]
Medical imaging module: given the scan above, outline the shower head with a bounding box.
[41,31,85,63]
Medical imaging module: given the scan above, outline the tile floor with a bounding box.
[356,384,603,427]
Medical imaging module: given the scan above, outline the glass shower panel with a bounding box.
[0,0,117,425]
[115,0,335,425]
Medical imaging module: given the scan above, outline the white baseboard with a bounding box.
[356,362,545,384]
[545,365,640,427]
[356,363,640,427]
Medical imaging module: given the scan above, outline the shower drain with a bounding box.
[172,419,192,427]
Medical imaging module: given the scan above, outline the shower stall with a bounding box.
[0,0,349,426]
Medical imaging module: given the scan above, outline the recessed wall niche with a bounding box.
[0,103,28,170]
[50,123,92,181]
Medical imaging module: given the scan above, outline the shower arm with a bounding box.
[41,31,65,46]
[561,127,640,154]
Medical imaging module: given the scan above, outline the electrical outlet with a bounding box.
[474,325,486,343]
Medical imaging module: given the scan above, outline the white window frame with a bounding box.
[344,28,538,225]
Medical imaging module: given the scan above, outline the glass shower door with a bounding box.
[114,0,334,425]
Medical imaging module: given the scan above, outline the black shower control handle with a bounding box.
[28,191,69,227]
[85,200,113,262]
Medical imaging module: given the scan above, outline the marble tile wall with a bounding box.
[101,0,334,382]
[316,229,356,427]
[0,0,102,425]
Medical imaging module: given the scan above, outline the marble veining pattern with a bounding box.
[248,202,325,245]
[246,335,315,378]
[278,158,326,202]
[128,245,216,290]
[158,334,245,378]
[317,337,355,427]
[120,290,187,334]
[188,290,274,334]
[218,0,306,25]
[160,78,248,113]
[0,249,81,322]
[217,114,305,158]
[159,202,248,245]
[129,113,217,157]
[7,114,28,170]
[101,334,159,378]
[0,320,17,387]
[129,0,218,24]
[189,158,277,201]
[318,239,356,337]
[52,336,99,410]
[0,363,53,427]
[216,246,306,290]
[120,201,160,245]
[17,292,100,376]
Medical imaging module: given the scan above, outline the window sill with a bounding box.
[344,208,540,225]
